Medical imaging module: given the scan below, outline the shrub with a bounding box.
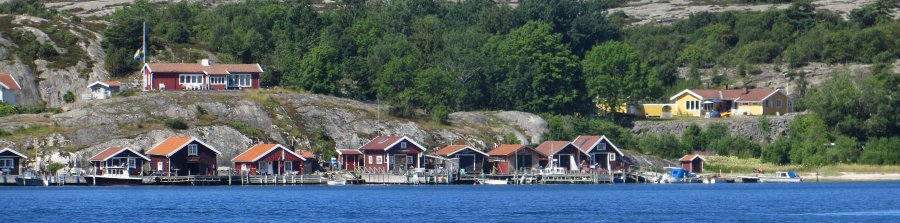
[117,89,137,97]
[163,118,188,130]
[47,162,66,174]
[0,103,16,117]
[63,91,75,103]
[225,121,267,140]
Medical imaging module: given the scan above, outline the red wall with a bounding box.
[339,154,360,171]
[362,140,423,171]
[146,72,260,91]
[148,142,218,176]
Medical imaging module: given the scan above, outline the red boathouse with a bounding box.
[572,135,629,173]
[535,141,590,172]
[89,146,150,176]
[336,149,362,171]
[679,154,705,173]
[487,144,542,175]
[145,136,221,176]
[142,59,263,91]
[435,145,489,174]
[358,136,425,172]
[232,144,305,175]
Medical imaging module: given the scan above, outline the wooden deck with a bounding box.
[238,175,326,185]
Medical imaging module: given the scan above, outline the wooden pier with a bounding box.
[238,175,326,185]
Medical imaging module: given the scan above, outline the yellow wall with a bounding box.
[761,91,791,115]
[673,94,702,116]
[641,104,672,117]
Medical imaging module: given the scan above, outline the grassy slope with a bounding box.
[704,155,900,175]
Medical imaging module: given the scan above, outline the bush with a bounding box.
[117,89,137,97]
[63,91,75,103]
[0,103,16,117]
[225,121,267,140]
[163,118,188,130]
[47,162,65,174]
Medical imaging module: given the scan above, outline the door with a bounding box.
[516,155,533,170]
[557,154,572,171]
[392,154,408,172]
[457,154,475,173]
[592,153,608,170]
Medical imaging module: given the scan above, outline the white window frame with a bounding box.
[231,74,252,87]
[401,142,408,149]
[0,158,13,168]
[284,161,293,172]
[376,156,383,164]
[241,163,247,171]
[127,158,136,168]
[157,162,163,171]
[188,144,198,156]
[179,74,204,85]
[368,156,373,164]
[209,76,226,85]
[608,153,616,161]
[598,143,607,151]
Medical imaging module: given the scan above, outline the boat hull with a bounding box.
[759,178,802,183]
[86,176,144,186]
[482,179,508,185]
[15,178,47,186]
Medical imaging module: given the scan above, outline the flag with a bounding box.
[132,47,143,61]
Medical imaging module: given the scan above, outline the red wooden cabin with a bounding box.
[679,154,705,173]
[142,60,263,91]
[336,149,362,171]
[0,147,27,175]
[358,136,425,172]
[487,144,542,175]
[572,135,629,173]
[535,141,590,173]
[89,146,150,176]
[145,136,221,176]
[435,145,490,174]
[232,144,305,175]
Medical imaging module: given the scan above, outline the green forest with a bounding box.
[3,0,897,165]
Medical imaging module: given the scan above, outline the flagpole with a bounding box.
[142,21,146,66]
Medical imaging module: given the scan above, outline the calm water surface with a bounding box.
[1,182,898,222]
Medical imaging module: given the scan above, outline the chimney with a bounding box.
[743,87,749,94]
[201,59,210,66]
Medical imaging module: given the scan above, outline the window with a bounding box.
[368,156,373,164]
[685,100,701,110]
[776,100,782,108]
[231,74,252,87]
[188,144,198,156]
[157,162,163,171]
[608,153,616,161]
[209,76,226,85]
[0,158,12,168]
[179,74,204,84]
[376,156,383,164]
[241,163,247,171]
[400,142,408,149]
[765,100,770,107]
[284,161,293,172]
[597,143,607,151]
[407,156,414,166]
[112,159,121,167]
[127,158,136,168]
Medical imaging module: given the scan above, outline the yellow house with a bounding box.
[597,102,674,118]
[669,88,792,117]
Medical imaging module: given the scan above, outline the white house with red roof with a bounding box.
[357,136,425,172]
[0,74,21,105]
[141,59,263,91]
[87,81,121,99]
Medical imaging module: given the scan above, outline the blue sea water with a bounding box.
[0,182,898,222]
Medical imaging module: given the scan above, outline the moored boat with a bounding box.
[662,167,701,183]
[327,179,347,185]
[481,179,508,185]
[759,171,802,183]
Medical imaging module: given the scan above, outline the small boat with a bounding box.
[481,179,508,185]
[15,171,47,186]
[702,176,734,184]
[326,179,347,185]
[86,175,144,186]
[662,167,701,183]
[759,171,802,183]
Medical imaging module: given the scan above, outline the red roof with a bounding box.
[357,136,425,152]
[572,135,601,153]
[231,144,303,163]
[672,88,781,102]
[145,136,221,157]
[535,141,576,157]
[0,74,20,90]
[145,63,263,75]
[487,144,528,156]
[679,154,705,162]
[299,151,315,159]
[89,146,149,161]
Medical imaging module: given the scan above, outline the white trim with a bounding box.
[0,147,27,158]
[256,64,264,73]
[669,89,704,101]
[441,145,488,157]
[576,136,624,157]
[86,81,111,88]
[336,149,361,156]
[230,144,305,163]
[0,74,21,90]
[544,142,590,157]
[358,136,427,152]
[89,147,149,161]
[209,76,226,85]
[148,137,223,157]
[759,89,783,102]
[178,74,204,85]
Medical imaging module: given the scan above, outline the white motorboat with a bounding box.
[759,171,802,183]
[481,179,508,185]
[326,179,347,185]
